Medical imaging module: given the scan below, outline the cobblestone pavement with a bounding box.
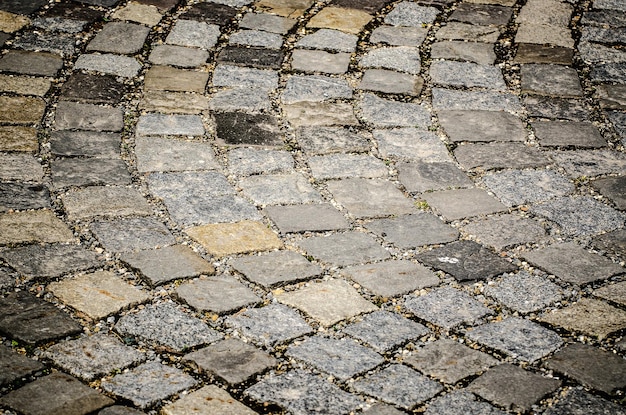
[0,0,625,414]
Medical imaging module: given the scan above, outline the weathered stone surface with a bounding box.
[594,281,626,307]
[62,186,153,220]
[180,1,238,24]
[485,271,563,313]
[450,2,512,26]
[331,0,387,13]
[432,88,522,113]
[359,93,431,128]
[230,29,283,49]
[241,173,321,204]
[307,6,372,34]
[51,158,131,188]
[111,2,162,26]
[214,112,281,146]
[551,150,626,178]
[209,87,271,112]
[514,43,574,65]
[365,213,459,248]
[0,95,46,125]
[521,64,582,97]
[296,28,357,52]
[144,65,208,92]
[166,19,219,49]
[532,120,606,147]
[430,60,506,90]
[397,161,472,193]
[430,40,496,64]
[0,243,99,279]
[176,275,260,314]
[162,385,258,415]
[295,126,369,154]
[596,84,626,110]
[425,391,507,415]
[91,217,175,253]
[0,344,44,387]
[61,72,126,105]
[256,0,314,17]
[135,136,218,172]
[540,298,626,339]
[421,188,508,220]
[592,176,626,210]
[370,25,428,47]
[240,12,296,34]
[136,113,204,136]
[465,213,546,249]
[0,126,38,152]
[0,153,44,181]
[0,74,51,96]
[0,181,50,212]
[359,69,424,95]
[374,129,450,162]
[297,231,390,266]
[439,110,526,143]
[87,22,150,54]
[592,228,626,259]
[543,388,626,415]
[185,221,282,257]
[264,204,349,234]
[482,169,574,207]
[454,142,550,170]
[0,210,74,245]
[0,50,63,76]
[218,46,284,69]
[292,49,350,74]
[282,74,352,104]
[436,22,500,42]
[149,44,210,67]
[74,54,142,78]
[516,24,575,49]
[361,46,421,75]
[54,101,123,132]
[384,2,439,26]
[231,250,323,287]
[227,148,293,176]
[0,10,31,31]
[212,64,279,90]
[309,154,387,180]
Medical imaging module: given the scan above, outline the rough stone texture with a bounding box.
[436,22,501,42]
[397,161,473,193]
[0,74,51,96]
[450,2,513,26]
[74,53,142,78]
[485,271,563,313]
[112,2,162,26]
[54,101,123,132]
[144,66,208,92]
[438,110,527,142]
[91,217,175,252]
[239,173,321,204]
[135,136,218,173]
[306,6,372,34]
[308,154,388,179]
[50,131,121,157]
[51,158,132,188]
[218,46,284,69]
[0,344,45,387]
[425,391,507,415]
[454,142,550,170]
[212,64,278,90]
[185,221,282,257]
[421,188,508,220]
[181,2,238,24]
[532,120,606,148]
[61,186,153,220]
[515,43,574,65]
[0,153,44,182]
[592,176,626,210]
[0,243,100,279]
[384,2,439,26]
[370,25,428,47]
[540,298,626,339]
[364,213,459,248]
[405,338,498,384]
[149,44,210,68]
[0,126,38,152]
[432,88,522,113]
[359,69,424,95]
[359,93,431,128]
[592,228,626,259]
[405,287,492,329]
[230,250,324,287]
[140,91,210,114]
[295,126,370,154]
[551,150,626,178]
[230,29,283,49]
[87,22,150,54]
[227,148,293,176]
[240,12,296,34]
[282,74,352,103]
[594,281,626,306]
[0,96,46,125]
[482,169,574,207]
[183,338,277,385]
[0,181,50,212]
[521,64,583,97]
[462,214,547,250]
[296,28,357,52]
[361,46,421,75]
[166,19,219,49]
[176,275,260,314]
[291,49,351,74]
[264,203,351,234]
[161,385,258,415]
[375,129,450,161]
[430,60,506,90]
[136,114,204,136]
[524,95,590,120]
[0,210,75,245]
[214,112,282,146]
[430,40,496,64]
[296,231,390,266]
[543,388,626,415]
[0,50,64,76]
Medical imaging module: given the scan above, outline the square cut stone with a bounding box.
[342,260,439,298]
[184,339,277,385]
[48,271,149,320]
[141,91,210,114]
[214,112,282,146]
[256,0,315,18]
[227,148,293,176]
[438,110,527,142]
[295,126,370,155]
[521,64,583,97]
[359,93,431,128]
[144,66,209,92]
[61,186,153,220]
[384,2,439,26]
[0,126,38,152]
[532,120,606,148]
[87,21,150,54]
[543,389,626,415]
[432,88,522,113]
[229,29,284,49]
[454,142,550,170]
[592,228,626,259]
[277,279,378,326]
[361,46,421,75]
[365,213,459,249]
[296,28,358,52]
[283,101,359,126]
[136,114,205,136]
[370,25,428,47]
[74,53,142,78]
[430,40,496,65]
[230,250,324,288]
[0,181,50,212]
[166,19,220,49]
[239,173,321,205]
[436,22,500,42]
[515,43,574,65]
[161,385,258,415]
[149,44,210,68]
[430,60,506,90]
[122,245,214,286]
[397,162,473,193]
[296,231,390,267]
[539,298,626,339]
[374,129,450,162]
[359,69,424,96]
[91,217,175,253]
[308,154,388,180]
[135,136,219,172]
[282,74,352,104]
[0,210,75,245]
[176,275,261,314]
[485,271,563,314]
[405,338,498,384]
[0,344,44,387]
[462,214,547,250]
[0,243,100,279]
[181,2,238,24]
[404,287,492,329]
[421,188,507,220]
[307,6,372,34]
[265,203,351,234]
[240,12,296,34]
[112,2,163,25]
[185,221,282,258]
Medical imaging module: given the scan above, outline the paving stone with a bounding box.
[135,136,218,172]
[0,372,114,415]
[240,173,321,205]
[116,303,222,353]
[521,64,582,97]
[213,64,279,90]
[482,169,574,207]
[331,0,387,13]
[370,25,428,47]
[467,364,560,412]
[54,101,123,132]
[455,142,549,171]
[0,95,46,125]
[430,40,496,65]
[421,188,508,220]
[0,210,74,245]
[225,304,313,346]
[344,310,429,352]
[592,176,626,210]
[48,270,149,320]
[405,338,498,384]
[218,46,284,69]
[359,93,431,128]
[209,87,271,112]
[0,126,38,152]
[430,60,506,90]
[365,213,459,249]
[514,43,574,65]
[180,2,238,25]
[86,22,149,54]
[374,129,450,162]
[277,279,378,326]
[361,46,421,75]
[44,333,145,381]
[285,101,359,126]
[60,72,126,105]
[162,385,258,415]
[532,120,605,148]
[0,50,63,76]
[144,65,208,92]
[74,53,142,78]
[540,298,626,339]
[99,406,146,415]
[0,291,82,344]
[264,203,350,234]
[245,370,362,415]
[385,2,439,26]
[231,250,323,287]
[517,0,572,25]
[463,214,547,250]
[543,388,626,415]
[240,12,296,34]
[287,335,384,379]
[452,2,512,25]
[486,271,563,313]
[551,149,626,178]
[295,28,357,52]
[51,158,131,188]
[295,126,370,155]
[359,69,424,95]
[166,19,219,49]
[579,42,626,64]
[0,153,42,182]
[343,259,439,298]
[404,287,492,329]
[590,62,626,84]
[594,280,626,306]
[75,0,119,6]
[122,245,214,286]
[38,1,105,20]
[185,221,281,257]
[29,17,87,34]
[229,29,283,49]
[62,186,152,220]
[256,0,314,18]
[0,243,99,279]
[183,338,276,385]
[594,0,626,11]
[1,5,39,20]
[532,196,625,237]
[526,96,590,121]
[0,344,44,386]
[282,74,352,104]
[91,217,174,253]
[326,178,416,219]
[227,148,293,176]
[433,89,523,113]
[397,161,472,193]
[436,22,501,42]
[111,2,162,26]
[0,182,50,212]
[592,228,626,259]
[308,154,387,180]
[596,84,626,109]
[291,49,351,74]
[516,24,575,49]
[149,44,210,68]
[214,112,281,146]
[0,74,51,96]
[176,275,260,314]
[363,403,405,415]
[424,391,507,415]
[307,6,372,34]
[102,361,197,409]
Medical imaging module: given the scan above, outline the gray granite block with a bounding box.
[209,87,272,113]
[176,275,261,314]
[0,182,50,212]
[135,136,219,173]
[359,93,431,128]
[230,250,323,288]
[359,69,424,96]
[286,336,384,379]
[485,271,563,313]
[462,214,547,250]
[227,148,293,176]
[436,22,500,42]
[430,40,496,65]
[0,243,100,279]
[297,231,391,266]
[136,114,204,136]
[61,186,153,220]
[361,46,421,75]
[149,44,210,68]
[99,406,146,415]
[0,153,44,182]
[91,217,175,253]
[264,203,351,234]
[74,53,142,78]
[50,130,121,158]
[370,25,428,47]
[343,310,429,352]
[539,298,626,339]
[532,120,606,148]
[212,64,278,90]
[115,303,222,353]
[385,2,439,26]
[308,154,388,179]
[432,88,522,113]
[405,287,492,329]
[425,391,507,415]
[363,403,405,415]
[521,64,583,97]
[166,19,220,49]
[430,60,506,90]
[86,22,149,54]
[422,188,508,220]
[482,169,574,207]
[282,74,352,103]
[295,126,370,155]
[240,12,296,34]
[543,388,626,415]
[551,150,626,178]
[454,142,550,170]
[54,101,123,132]
[0,344,45,387]
[51,158,131,188]
[296,29,358,52]
[397,161,473,193]
[239,173,321,205]
[592,228,626,259]
[291,49,351,74]
[374,128,450,162]
[13,31,77,57]
[229,29,283,49]
[218,46,285,69]
[364,213,459,249]
[437,110,526,142]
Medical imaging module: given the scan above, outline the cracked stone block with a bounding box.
[421,188,508,220]
[0,50,63,76]
[265,203,350,234]
[245,370,362,415]
[404,287,492,329]
[144,66,208,92]
[149,44,210,67]
[359,93,431,128]
[521,64,583,97]
[176,275,261,314]
[54,101,123,132]
[87,22,149,54]
[482,169,574,207]
[0,153,44,182]
[225,304,313,346]
[162,385,258,415]
[217,46,284,69]
[231,250,323,288]
[296,231,390,267]
[277,279,378,326]
[181,2,238,24]
[286,336,384,380]
[405,338,498,384]
[361,46,421,75]
[48,270,149,320]
[230,29,283,49]
[485,272,563,313]
[74,53,142,78]
[295,126,370,155]
[185,221,282,257]
[44,333,145,381]
[0,243,100,279]
[436,22,501,43]
[135,136,218,173]
[0,291,82,345]
[539,298,626,339]
[184,338,276,385]
[0,96,46,125]
[430,40,496,64]
[214,112,281,146]
[454,142,550,170]
[359,69,424,95]
[91,217,175,253]
[522,242,624,285]
[370,25,428,47]
[364,213,459,249]
[102,362,197,409]
[432,88,522,113]
[50,130,121,158]
[292,49,351,74]
[425,391,507,415]
[343,310,429,352]
[240,12,296,34]
[462,214,547,250]
[397,161,472,193]
[282,74,352,104]
[533,120,606,148]
[61,72,126,105]
[295,28,357,52]
[438,110,526,142]
[594,281,626,306]
[385,2,439,26]
[0,210,75,246]
[122,245,214,286]
[309,154,388,180]
[0,344,44,387]
[466,317,562,362]
[342,260,439,298]
[306,6,372,34]
[212,64,278,90]
[166,19,219,49]
[0,126,38,152]
[239,173,321,205]
[430,60,506,90]
[543,388,626,415]
[115,303,222,353]
[592,176,626,210]
[51,158,132,188]
[0,182,50,212]
[468,364,560,412]
[0,372,114,415]
[374,129,451,162]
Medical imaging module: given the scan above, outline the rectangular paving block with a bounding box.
[0,243,100,279]
[136,113,205,136]
[0,95,46,125]
[265,203,350,233]
[0,50,63,76]
[91,216,175,252]
[50,130,121,158]
[0,153,44,182]
[74,53,142,78]
[438,110,526,142]
[0,344,45,387]
[0,210,75,245]
[0,126,38,152]
[144,65,209,92]
[539,298,626,339]
[51,158,132,188]
[162,385,258,415]
[230,250,324,288]
[54,101,124,132]
[175,275,260,314]
[61,186,153,220]
[421,188,507,220]
[185,220,282,257]
[0,181,50,212]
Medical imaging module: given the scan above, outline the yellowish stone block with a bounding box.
[185,221,282,257]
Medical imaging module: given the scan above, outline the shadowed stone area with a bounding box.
[0,243,99,279]
[0,344,44,387]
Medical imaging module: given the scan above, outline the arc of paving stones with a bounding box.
[0,0,625,414]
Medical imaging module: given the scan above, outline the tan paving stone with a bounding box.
[140,91,209,114]
[515,24,574,49]
[0,152,44,181]
[0,210,75,245]
[307,6,372,34]
[540,298,626,339]
[162,385,258,415]
[0,75,51,96]
[594,281,626,307]
[144,66,209,93]
[0,11,30,33]
[112,2,163,26]
[48,271,149,320]
[0,96,46,125]
[0,126,38,152]
[61,186,154,220]
[282,101,358,126]
[185,221,283,257]
[256,0,314,18]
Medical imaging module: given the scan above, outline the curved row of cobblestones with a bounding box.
[0,0,625,414]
